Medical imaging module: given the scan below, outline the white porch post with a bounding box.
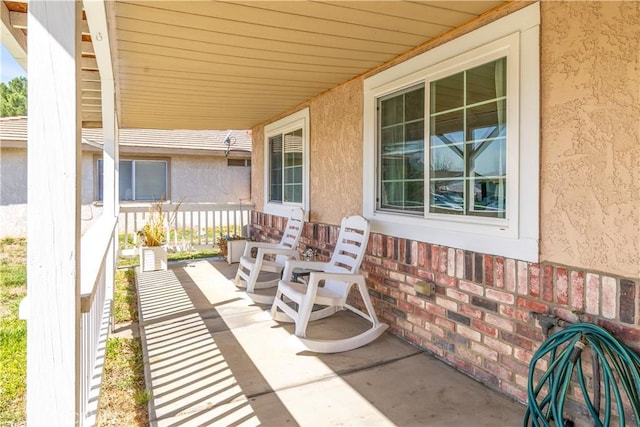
[26,0,82,425]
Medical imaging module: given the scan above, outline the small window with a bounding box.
[97,159,168,201]
[263,108,309,218]
[227,158,251,167]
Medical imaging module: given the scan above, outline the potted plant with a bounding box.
[137,200,180,271]
[217,233,247,264]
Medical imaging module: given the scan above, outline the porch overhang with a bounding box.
[3,0,509,130]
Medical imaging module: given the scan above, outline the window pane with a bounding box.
[120,160,133,201]
[467,57,506,105]
[469,178,506,218]
[269,135,283,202]
[134,161,167,201]
[97,159,104,201]
[378,85,425,214]
[470,139,506,178]
[466,100,506,141]
[429,57,507,218]
[283,129,303,203]
[381,96,404,127]
[431,72,463,113]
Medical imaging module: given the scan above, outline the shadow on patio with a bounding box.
[136,259,525,427]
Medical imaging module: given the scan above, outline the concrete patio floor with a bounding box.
[136,258,525,427]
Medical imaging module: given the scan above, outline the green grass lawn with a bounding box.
[0,237,27,426]
[0,236,217,425]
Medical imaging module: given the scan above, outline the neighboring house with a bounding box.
[0,116,251,237]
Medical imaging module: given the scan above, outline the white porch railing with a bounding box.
[80,215,117,426]
[119,203,254,255]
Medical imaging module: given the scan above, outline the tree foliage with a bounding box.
[0,77,27,117]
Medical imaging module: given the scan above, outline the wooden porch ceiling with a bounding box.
[2,0,506,130]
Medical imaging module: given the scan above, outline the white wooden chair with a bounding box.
[271,215,388,353]
[235,207,304,304]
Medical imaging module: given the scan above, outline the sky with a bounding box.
[1,45,27,83]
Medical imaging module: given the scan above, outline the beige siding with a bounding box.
[539,1,640,277]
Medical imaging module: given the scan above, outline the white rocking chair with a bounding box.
[235,207,304,304]
[271,215,388,353]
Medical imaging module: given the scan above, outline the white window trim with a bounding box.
[363,3,539,262]
[263,108,310,220]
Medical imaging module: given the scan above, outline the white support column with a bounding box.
[26,1,82,425]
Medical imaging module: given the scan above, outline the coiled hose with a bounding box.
[524,323,640,426]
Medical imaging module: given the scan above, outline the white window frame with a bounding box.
[363,3,539,262]
[263,108,310,219]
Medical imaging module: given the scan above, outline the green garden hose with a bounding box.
[524,323,640,426]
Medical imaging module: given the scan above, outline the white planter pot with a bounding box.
[140,246,167,272]
[226,239,247,264]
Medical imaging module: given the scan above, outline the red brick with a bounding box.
[416,269,435,281]
[435,296,457,311]
[460,305,483,320]
[486,289,515,304]
[542,264,554,302]
[515,323,544,342]
[471,342,499,361]
[501,331,534,351]
[619,279,636,324]
[407,311,432,327]
[398,299,415,313]
[471,319,499,337]
[499,306,531,322]
[472,366,500,388]
[500,355,529,376]
[398,238,407,264]
[601,276,617,319]
[410,241,419,267]
[385,236,395,260]
[436,273,457,288]
[505,258,517,292]
[445,353,472,372]
[516,297,549,314]
[585,273,600,315]
[439,247,448,273]
[517,261,528,295]
[485,312,515,332]
[513,348,534,365]
[431,245,440,272]
[406,294,426,309]
[417,242,429,269]
[458,324,482,342]
[484,255,494,287]
[529,264,540,298]
[484,336,512,355]
[383,259,399,271]
[435,316,456,331]
[495,257,505,289]
[556,267,568,305]
[455,249,465,279]
[459,280,484,296]
[447,248,456,277]
[424,341,444,358]
[570,270,585,311]
[446,288,469,303]
[456,346,483,365]
[425,301,447,317]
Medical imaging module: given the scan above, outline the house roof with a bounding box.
[1,1,508,130]
[0,116,252,157]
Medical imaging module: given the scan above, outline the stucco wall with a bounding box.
[1,147,28,205]
[170,155,250,204]
[309,80,363,224]
[539,1,640,278]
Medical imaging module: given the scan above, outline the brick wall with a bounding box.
[251,212,640,408]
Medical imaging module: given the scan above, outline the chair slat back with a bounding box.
[275,208,304,264]
[326,215,370,275]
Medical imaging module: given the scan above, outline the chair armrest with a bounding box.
[308,272,366,286]
[282,260,329,283]
[256,247,300,260]
[242,241,279,257]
